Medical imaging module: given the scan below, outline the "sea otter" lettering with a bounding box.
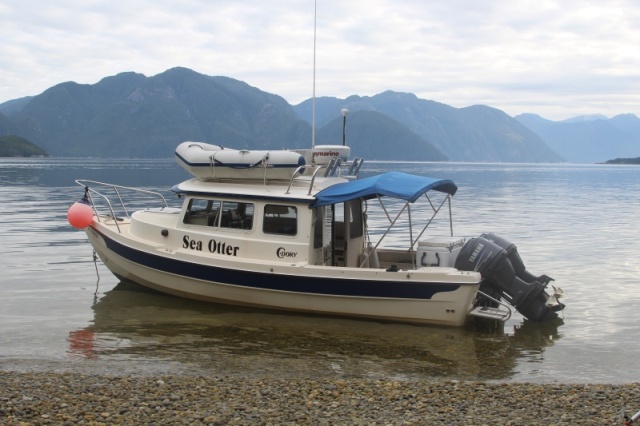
[183,235,239,256]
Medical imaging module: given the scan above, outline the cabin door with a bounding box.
[331,200,364,267]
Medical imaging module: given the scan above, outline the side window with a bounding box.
[220,201,254,229]
[263,205,297,235]
[183,198,220,226]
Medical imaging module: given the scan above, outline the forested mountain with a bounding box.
[0,111,19,136]
[0,135,49,157]
[295,92,563,162]
[0,67,595,162]
[3,68,312,157]
[317,110,448,161]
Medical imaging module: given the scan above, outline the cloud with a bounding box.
[1,0,639,120]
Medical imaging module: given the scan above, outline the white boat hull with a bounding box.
[87,221,480,327]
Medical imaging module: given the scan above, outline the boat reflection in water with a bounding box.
[68,282,563,381]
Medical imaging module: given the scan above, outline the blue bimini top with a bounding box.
[311,171,457,208]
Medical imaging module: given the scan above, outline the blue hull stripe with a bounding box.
[97,230,462,300]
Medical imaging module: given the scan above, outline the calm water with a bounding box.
[1,158,639,384]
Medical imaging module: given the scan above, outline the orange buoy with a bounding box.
[67,201,94,229]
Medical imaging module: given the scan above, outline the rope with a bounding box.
[212,153,270,169]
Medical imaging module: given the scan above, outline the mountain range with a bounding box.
[294,93,561,162]
[0,67,638,162]
[514,113,640,163]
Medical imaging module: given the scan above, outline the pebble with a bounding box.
[1,371,639,425]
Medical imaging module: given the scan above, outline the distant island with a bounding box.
[600,157,640,165]
[0,135,49,157]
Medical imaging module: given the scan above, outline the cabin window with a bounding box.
[183,198,221,226]
[263,204,297,235]
[220,201,254,229]
[183,198,253,229]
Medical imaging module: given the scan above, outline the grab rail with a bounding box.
[285,165,328,195]
[285,158,364,195]
[75,179,169,233]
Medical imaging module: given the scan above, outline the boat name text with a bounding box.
[183,235,239,256]
[277,247,297,258]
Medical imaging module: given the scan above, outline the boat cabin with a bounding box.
[173,187,367,269]
[168,164,459,274]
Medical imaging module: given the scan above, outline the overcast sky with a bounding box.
[2,0,639,120]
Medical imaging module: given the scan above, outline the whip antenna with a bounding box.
[311,0,317,148]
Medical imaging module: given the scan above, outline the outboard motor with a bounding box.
[480,233,553,285]
[455,235,565,322]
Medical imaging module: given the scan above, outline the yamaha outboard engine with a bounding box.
[455,235,565,322]
[480,233,553,285]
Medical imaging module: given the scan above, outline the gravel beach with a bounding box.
[1,371,638,425]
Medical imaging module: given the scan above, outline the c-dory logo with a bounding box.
[276,247,297,258]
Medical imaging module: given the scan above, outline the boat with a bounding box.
[68,138,565,327]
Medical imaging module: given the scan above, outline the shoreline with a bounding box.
[2,371,639,425]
